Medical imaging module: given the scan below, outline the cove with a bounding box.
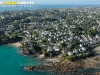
[0,45,54,75]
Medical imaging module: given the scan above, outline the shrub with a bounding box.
[66,55,76,60]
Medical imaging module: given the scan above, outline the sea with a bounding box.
[0,4,100,12]
[0,45,55,75]
[0,4,100,75]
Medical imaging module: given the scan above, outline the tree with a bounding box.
[71,39,80,49]
[87,29,98,37]
[11,32,17,38]
[60,42,67,48]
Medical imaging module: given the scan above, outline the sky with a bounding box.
[1,0,100,4]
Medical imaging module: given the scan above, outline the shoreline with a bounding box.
[24,46,100,74]
[6,41,100,74]
[24,56,100,74]
[10,42,22,48]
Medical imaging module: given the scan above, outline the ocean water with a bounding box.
[0,4,100,12]
[0,45,55,75]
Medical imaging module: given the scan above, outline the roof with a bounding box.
[67,51,73,56]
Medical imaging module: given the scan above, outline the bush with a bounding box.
[66,55,76,60]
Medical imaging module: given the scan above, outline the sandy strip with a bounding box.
[44,58,60,63]
[11,42,22,48]
[38,54,45,59]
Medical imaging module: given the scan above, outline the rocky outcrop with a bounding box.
[94,72,100,75]
[24,56,100,74]
[83,56,100,68]
[24,66,33,72]
[24,55,100,74]
[24,60,84,74]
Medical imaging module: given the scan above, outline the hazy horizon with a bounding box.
[0,0,100,4]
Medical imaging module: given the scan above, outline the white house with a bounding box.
[53,45,60,51]
[47,46,53,52]
[73,49,79,54]
[67,51,74,56]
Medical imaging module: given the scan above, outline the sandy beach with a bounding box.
[38,54,45,59]
[10,42,22,48]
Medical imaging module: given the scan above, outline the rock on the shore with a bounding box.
[24,60,84,74]
[83,56,100,68]
[24,66,33,71]
[94,72,100,75]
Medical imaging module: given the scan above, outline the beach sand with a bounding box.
[11,42,22,48]
[38,54,45,59]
